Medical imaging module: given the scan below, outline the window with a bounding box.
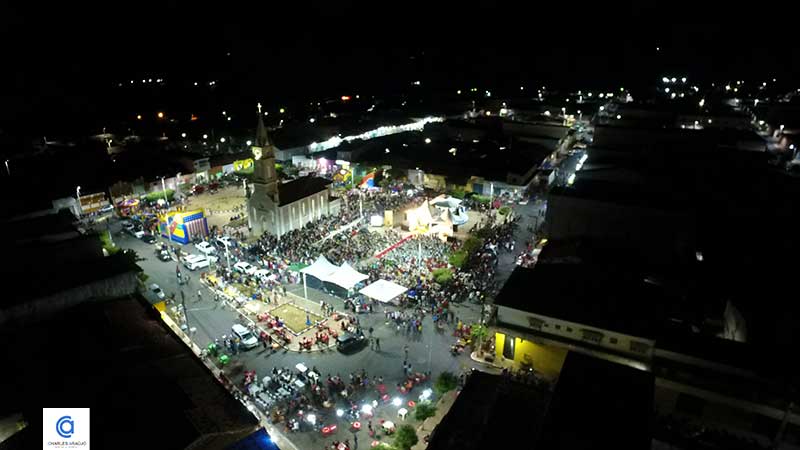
[566,327,573,332]
[630,341,650,354]
[609,337,618,344]
[526,317,545,330]
[554,324,561,330]
[581,329,604,344]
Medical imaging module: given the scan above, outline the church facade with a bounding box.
[247,106,338,238]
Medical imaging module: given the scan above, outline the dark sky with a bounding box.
[1,2,798,133]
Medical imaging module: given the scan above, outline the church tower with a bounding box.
[248,103,280,237]
[251,102,279,201]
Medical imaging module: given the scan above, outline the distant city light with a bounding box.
[279,108,285,114]
[758,120,765,126]
[699,99,705,107]
[202,134,208,139]
[220,137,226,143]
[194,82,198,86]
[181,132,187,138]
[681,77,687,83]
[599,106,605,111]
[413,81,421,85]
[520,86,524,90]
[616,114,622,119]
[157,112,164,119]
[246,140,252,146]
[385,148,390,153]
[664,87,670,93]
[222,111,226,115]
[457,90,461,94]
[671,77,677,83]
[662,77,670,83]
[309,118,316,123]
[424,138,431,144]
[341,95,351,101]
[136,114,142,120]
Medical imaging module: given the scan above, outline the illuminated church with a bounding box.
[247,105,336,238]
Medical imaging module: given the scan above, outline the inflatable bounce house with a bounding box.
[159,209,209,244]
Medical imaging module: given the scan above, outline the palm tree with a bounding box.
[470,324,489,356]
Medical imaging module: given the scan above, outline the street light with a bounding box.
[162,177,173,246]
[75,186,82,216]
[4,159,9,176]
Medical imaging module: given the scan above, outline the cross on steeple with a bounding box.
[257,102,262,114]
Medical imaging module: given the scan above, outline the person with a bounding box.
[374,338,380,351]
[403,344,409,359]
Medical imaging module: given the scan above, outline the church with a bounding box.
[247,106,338,238]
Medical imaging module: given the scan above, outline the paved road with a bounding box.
[110,217,487,450]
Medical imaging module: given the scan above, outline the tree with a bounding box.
[434,371,459,397]
[470,324,489,355]
[414,401,437,421]
[393,425,419,450]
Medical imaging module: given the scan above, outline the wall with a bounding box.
[497,305,655,359]
[494,332,568,380]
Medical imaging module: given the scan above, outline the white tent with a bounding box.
[325,262,369,290]
[300,255,338,280]
[359,279,408,304]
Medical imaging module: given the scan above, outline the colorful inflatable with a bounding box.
[158,209,209,244]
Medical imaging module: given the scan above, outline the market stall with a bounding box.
[358,279,408,304]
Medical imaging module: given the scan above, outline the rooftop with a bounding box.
[536,352,654,450]
[426,371,550,450]
[277,176,331,206]
[0,296,259,449]
[495,265,664,339]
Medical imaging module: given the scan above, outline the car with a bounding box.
[121,220,134,231]
[214,236,233,249]
[336,331,367,353]
[133,229,146,239]
[141,233,157,244]
[156,250,171,262]
[233,261,256,275]
[231,324,259,349]
[184,255,211,271]
[150,283,165,300]
[195,241,216,255]
[100,204,114,213]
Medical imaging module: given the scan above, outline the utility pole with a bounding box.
[180,290,189,331]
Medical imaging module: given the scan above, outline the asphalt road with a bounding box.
[110,216,490,449]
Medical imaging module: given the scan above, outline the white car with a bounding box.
[133,229,146,238]
[231,324,259,349]
[195,241,216,255]
[150,283,166,300]
[233,261,257,275]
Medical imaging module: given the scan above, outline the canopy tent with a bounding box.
[300,255,338,281]
[325,262,369,290]
[359,279,408,304]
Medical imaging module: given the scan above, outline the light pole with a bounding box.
[4,159,9,176]
[162,177,173,247]
[222,240,232,273]
[75,186,82,217]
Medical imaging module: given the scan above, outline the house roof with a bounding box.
[495,265,663,340]
[426,371,550,450]
[536,352,654,450]
[277,176,330,206]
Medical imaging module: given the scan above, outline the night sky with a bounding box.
[1,2,798,133]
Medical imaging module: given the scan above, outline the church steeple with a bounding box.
[255,102,271,148]
[251,102,279,203]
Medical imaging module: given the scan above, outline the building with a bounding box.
[427,354,653,450]
[247,109,337,238]
[0,295,264,450]
[0,207,139,326]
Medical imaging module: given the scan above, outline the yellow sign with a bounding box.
[384,210,394,227]
[233,158,254,172]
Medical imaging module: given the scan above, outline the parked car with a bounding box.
[121,220,134,231]
[231,324,259,350]
[100,204,114,213]
[195,241,216,255]
[141,233,157,244]
[133,229,146,239]
[214,236,233,249]
[150,283,165,300]
[156,249,171,262]
[184,255,211,271]
[233,261,256,275]
[336,331,367,353]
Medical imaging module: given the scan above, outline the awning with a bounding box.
[359,279,408,304]
[325,262,369,290]
[300,255,338,281]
